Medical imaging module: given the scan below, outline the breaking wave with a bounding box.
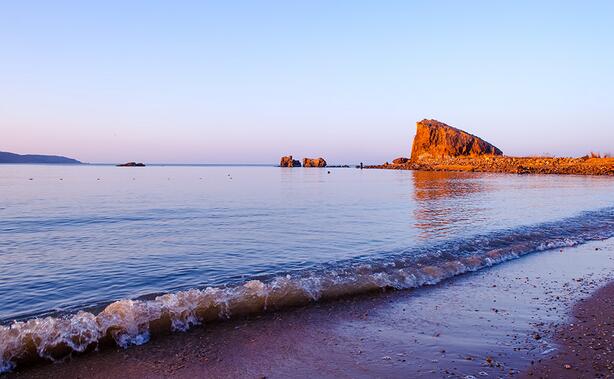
[2,207,614,373]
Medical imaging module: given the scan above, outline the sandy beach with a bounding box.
[7,239,614,378]
[522,281,614,378]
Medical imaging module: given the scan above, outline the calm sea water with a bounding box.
[1,165,614,323]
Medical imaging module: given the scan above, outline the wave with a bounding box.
[2,207,614,373]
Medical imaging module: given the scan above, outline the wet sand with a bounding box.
[523,281,614,378]
[7,239,614,379]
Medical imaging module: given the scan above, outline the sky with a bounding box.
[1,1,613,164]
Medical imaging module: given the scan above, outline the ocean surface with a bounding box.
[1,164,614,372]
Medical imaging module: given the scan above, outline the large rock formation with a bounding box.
[303,157,327,167]
[280,156,301,167]
[410,119,502,161]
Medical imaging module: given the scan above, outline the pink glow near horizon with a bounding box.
[2,2,613,163]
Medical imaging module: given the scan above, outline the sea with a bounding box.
[1,164,613,372]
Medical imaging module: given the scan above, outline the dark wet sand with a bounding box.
[522,281,614,378]
[7,239,614,379]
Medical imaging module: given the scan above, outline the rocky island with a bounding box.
[367,119,614,176]
[280,156,301,167]
[116,162,146,167]
[279,156,327,168]
[303,157,327,167]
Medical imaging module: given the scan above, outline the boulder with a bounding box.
[392,157,410,165]
[280,156,301,167]
[410,119,502,161]
[303,157,327,167]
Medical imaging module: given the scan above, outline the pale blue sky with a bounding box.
[1,1,612,164]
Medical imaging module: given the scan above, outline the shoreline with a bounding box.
[522,281,614,378]
[7,239,614,378]
[4,207,614,373]
[366,156,614,176]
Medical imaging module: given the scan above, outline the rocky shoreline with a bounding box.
[367,156,614,176]
[367,119,614,176]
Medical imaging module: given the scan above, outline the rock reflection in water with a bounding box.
[411,171,490,239]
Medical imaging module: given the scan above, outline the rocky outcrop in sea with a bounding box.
[117,162,146,167]
[303,157,327,168]
[411,119,502,160]
[280,156,301,167]
[368,119,613,176]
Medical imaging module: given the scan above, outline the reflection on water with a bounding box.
[412,171,490,239]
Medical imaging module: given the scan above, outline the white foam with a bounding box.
[2,209,613,373]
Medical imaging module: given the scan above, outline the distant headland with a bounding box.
[367,119,614,176]
[0,151,82,164]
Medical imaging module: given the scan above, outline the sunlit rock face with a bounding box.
[280,156,301,167]
[410,119,503,161]
[303,157,327,167]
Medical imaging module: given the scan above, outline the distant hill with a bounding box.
[0,151,82,164]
